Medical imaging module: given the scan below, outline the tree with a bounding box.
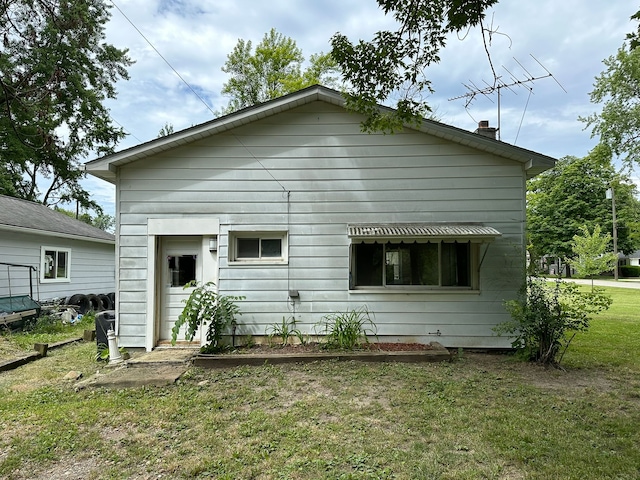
[157,123,175,137]
[527,146,640,273]
[221,28,340,114]
[55,207,115,233]
[567,225,618,289]
[330,0,498,133]
[627,9,640,50]
[0,0,133,211]
[581,10,640,168]
[92,212,115,233]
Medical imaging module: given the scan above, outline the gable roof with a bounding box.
[0,195,115,243]
[85,85,556,182]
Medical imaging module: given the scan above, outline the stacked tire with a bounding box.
[65,292,115,314]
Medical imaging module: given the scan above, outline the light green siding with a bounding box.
[116,101,526,348]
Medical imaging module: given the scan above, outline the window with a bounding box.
[167,255,197,287]
[41,247,71,282]
[351,241,473,289]
[229,231,288,263]
[348,224,501,291]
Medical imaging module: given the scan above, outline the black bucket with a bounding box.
[95,310,116,349]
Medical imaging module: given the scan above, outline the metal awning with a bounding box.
[348,223,502,242]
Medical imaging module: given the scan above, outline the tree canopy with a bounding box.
[581,9,640,168]
[0,0,132,210]
[330,0,498,132]
[220,28,340,114]
[527,146,640,263]
[55,207,115,233]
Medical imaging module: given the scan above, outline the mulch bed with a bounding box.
[225,342,438,355]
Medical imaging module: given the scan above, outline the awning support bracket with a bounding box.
[478,243,491,273]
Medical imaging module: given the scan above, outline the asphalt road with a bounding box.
[556,278,640,290]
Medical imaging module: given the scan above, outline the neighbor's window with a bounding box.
[41,247,71,282]
[229,232,288,263]
[351,241,473,289]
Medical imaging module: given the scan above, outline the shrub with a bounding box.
[171,281,244,353]
[315,305,377,350]
[620,265,640,278]
[495,277,612,366]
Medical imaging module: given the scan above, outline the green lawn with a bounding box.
[1,287,638,479]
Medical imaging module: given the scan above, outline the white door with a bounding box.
[160,237,202,343]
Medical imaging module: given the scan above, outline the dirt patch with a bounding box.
[462,352,614,395]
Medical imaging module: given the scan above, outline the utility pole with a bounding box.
[606,185,619,280]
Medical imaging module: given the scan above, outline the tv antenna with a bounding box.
[448,54,566,141]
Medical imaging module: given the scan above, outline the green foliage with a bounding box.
[496,278,612,365]
[330,0,498,133]
[171,282,244,353]
[266,316,305,347]
[527,147,640,261]
[1,312,95,351]
[581,20,640,168]
[628,9,640,50]
[316,306,378,350]
[54,207,115,233]
[95,343,128,362]
[157,123,175,137]
[221,28,340,114]
[567,225,618,283]
[0,0,132,209]
[621,265,640,277]
[21,311,94,336]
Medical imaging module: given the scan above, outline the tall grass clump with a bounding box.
[316,305,377,350]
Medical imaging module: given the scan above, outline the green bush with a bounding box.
[496,277,612,366]
[620,265,640,278]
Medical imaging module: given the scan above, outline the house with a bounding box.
[84,85,555,351]
[0,195,115,306]
[620,250,640,267]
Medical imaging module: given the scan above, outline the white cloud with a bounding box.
[85,0,637,209]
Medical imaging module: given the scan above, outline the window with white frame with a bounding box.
[348,224,501,290]
[41,246,71,282]
[229,231,288,263]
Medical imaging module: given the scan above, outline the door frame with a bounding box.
[146,218,219,351]
[160,237,202,343]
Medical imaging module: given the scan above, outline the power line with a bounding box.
[110,115,143,144]
[108,2,289,195]
[109,0,216,117]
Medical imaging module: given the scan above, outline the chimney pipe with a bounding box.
[474,120,497,140]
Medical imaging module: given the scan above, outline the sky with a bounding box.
[85,0,639,215]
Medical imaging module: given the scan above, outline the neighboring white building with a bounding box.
[620,250,640,267]
[85,85,556,351]
[0,195,115,304]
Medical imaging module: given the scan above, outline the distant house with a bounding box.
[620,250,640,267]
[85,85,555,351]
[0,195,115,304]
